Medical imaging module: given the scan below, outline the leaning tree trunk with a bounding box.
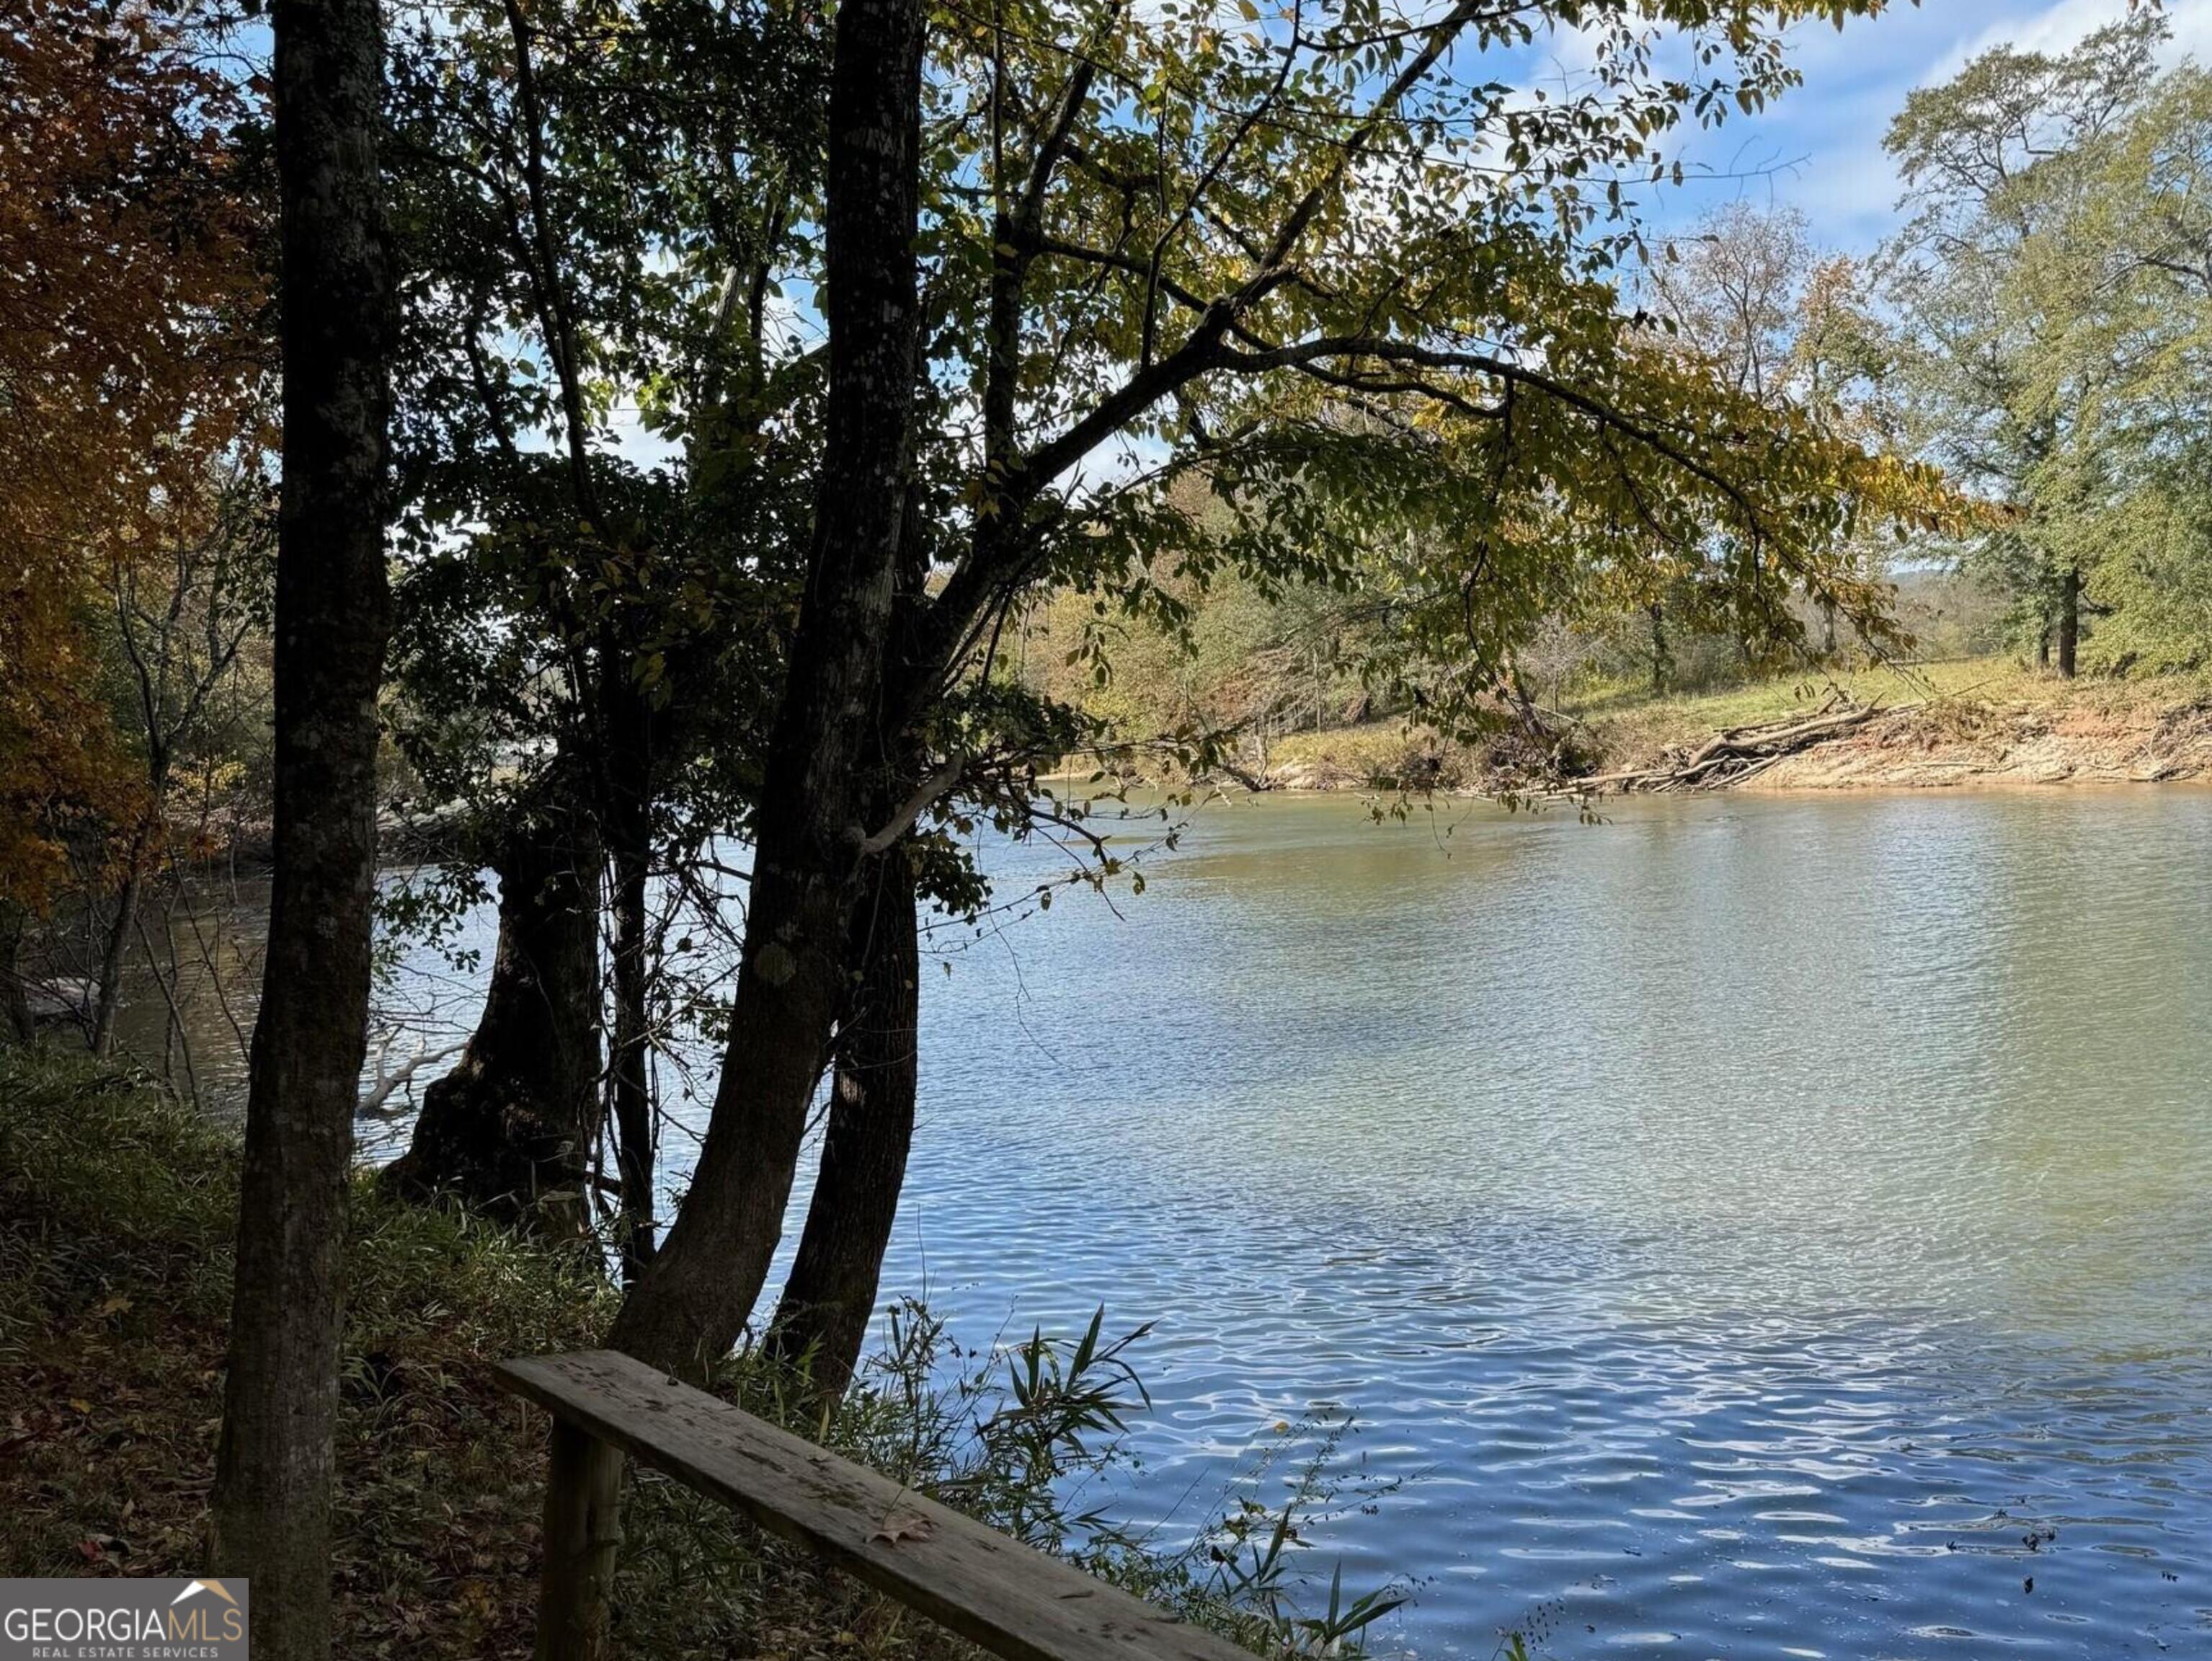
[208,0,394,1652]
[2056,562,2081,678]
[768,849,919,1396]
[605,0,925,1373]
[385,805,603,1224]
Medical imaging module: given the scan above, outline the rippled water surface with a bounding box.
[861,790,2212,1659]
[128,788,2212,1657]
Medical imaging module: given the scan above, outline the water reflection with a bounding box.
[108,788,2212,1656]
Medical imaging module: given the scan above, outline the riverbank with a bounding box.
[0,1051,1394,1661]
[1257,658,2212,793]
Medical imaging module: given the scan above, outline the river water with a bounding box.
[112,788,2212,1657]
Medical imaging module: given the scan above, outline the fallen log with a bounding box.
[1593,699,1915,794]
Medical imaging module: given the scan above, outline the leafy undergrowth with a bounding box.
[0,1050,1407,1661]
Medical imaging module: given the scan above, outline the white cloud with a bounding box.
[1937,0,2212,79]
[1638,0,2212,253]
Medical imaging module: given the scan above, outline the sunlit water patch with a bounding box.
[117,788,2212,1657]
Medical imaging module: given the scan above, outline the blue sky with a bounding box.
[1527,0,2212,253]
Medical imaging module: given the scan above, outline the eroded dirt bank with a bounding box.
[1244,670,2212,795]
[1731,696,2212,790]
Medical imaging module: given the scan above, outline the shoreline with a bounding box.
[1183,663,2212,799]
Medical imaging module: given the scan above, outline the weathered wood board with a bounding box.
[494,1349,1258,1661]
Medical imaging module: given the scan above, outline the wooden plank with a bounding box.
[534,1419,625,1661]
[494,1350,1256,1661]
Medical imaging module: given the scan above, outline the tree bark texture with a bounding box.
[208,0,394,1652]
[606,0,925,1372]
[768,849,920,1396]
[386,800,603,1222]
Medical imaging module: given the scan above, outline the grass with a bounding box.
[1569,655,2033,722]
[1565,655,2212,771]
[1561,657,2040,766]
[0,1049,1409,1661]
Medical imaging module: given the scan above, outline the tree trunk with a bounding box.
[208,0,394,1651]
[1648,603,1667,697]
[599,666,658,1280]
[95,746,171,1058]
[606,830,655,1274]
[768,849,919,1396]
[89,859,143,1056]
[0,902,32,1045]
[1819,595,1838,660]
[2056,562,2081,678]
[605,0,925,1373]
[385,805,603,1223]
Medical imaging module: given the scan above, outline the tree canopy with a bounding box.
[0,0,262,909]
[1885,10,2212,673]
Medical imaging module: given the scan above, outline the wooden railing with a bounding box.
[495,1350,1257,1661]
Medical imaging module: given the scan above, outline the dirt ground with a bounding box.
[1741,692,2212,790]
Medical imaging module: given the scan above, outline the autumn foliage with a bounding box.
[0,0,264,906]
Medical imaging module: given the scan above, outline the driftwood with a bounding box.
[1210,753,1276,792]
[358,1034,466,1117]
[1588,697,1911,794]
